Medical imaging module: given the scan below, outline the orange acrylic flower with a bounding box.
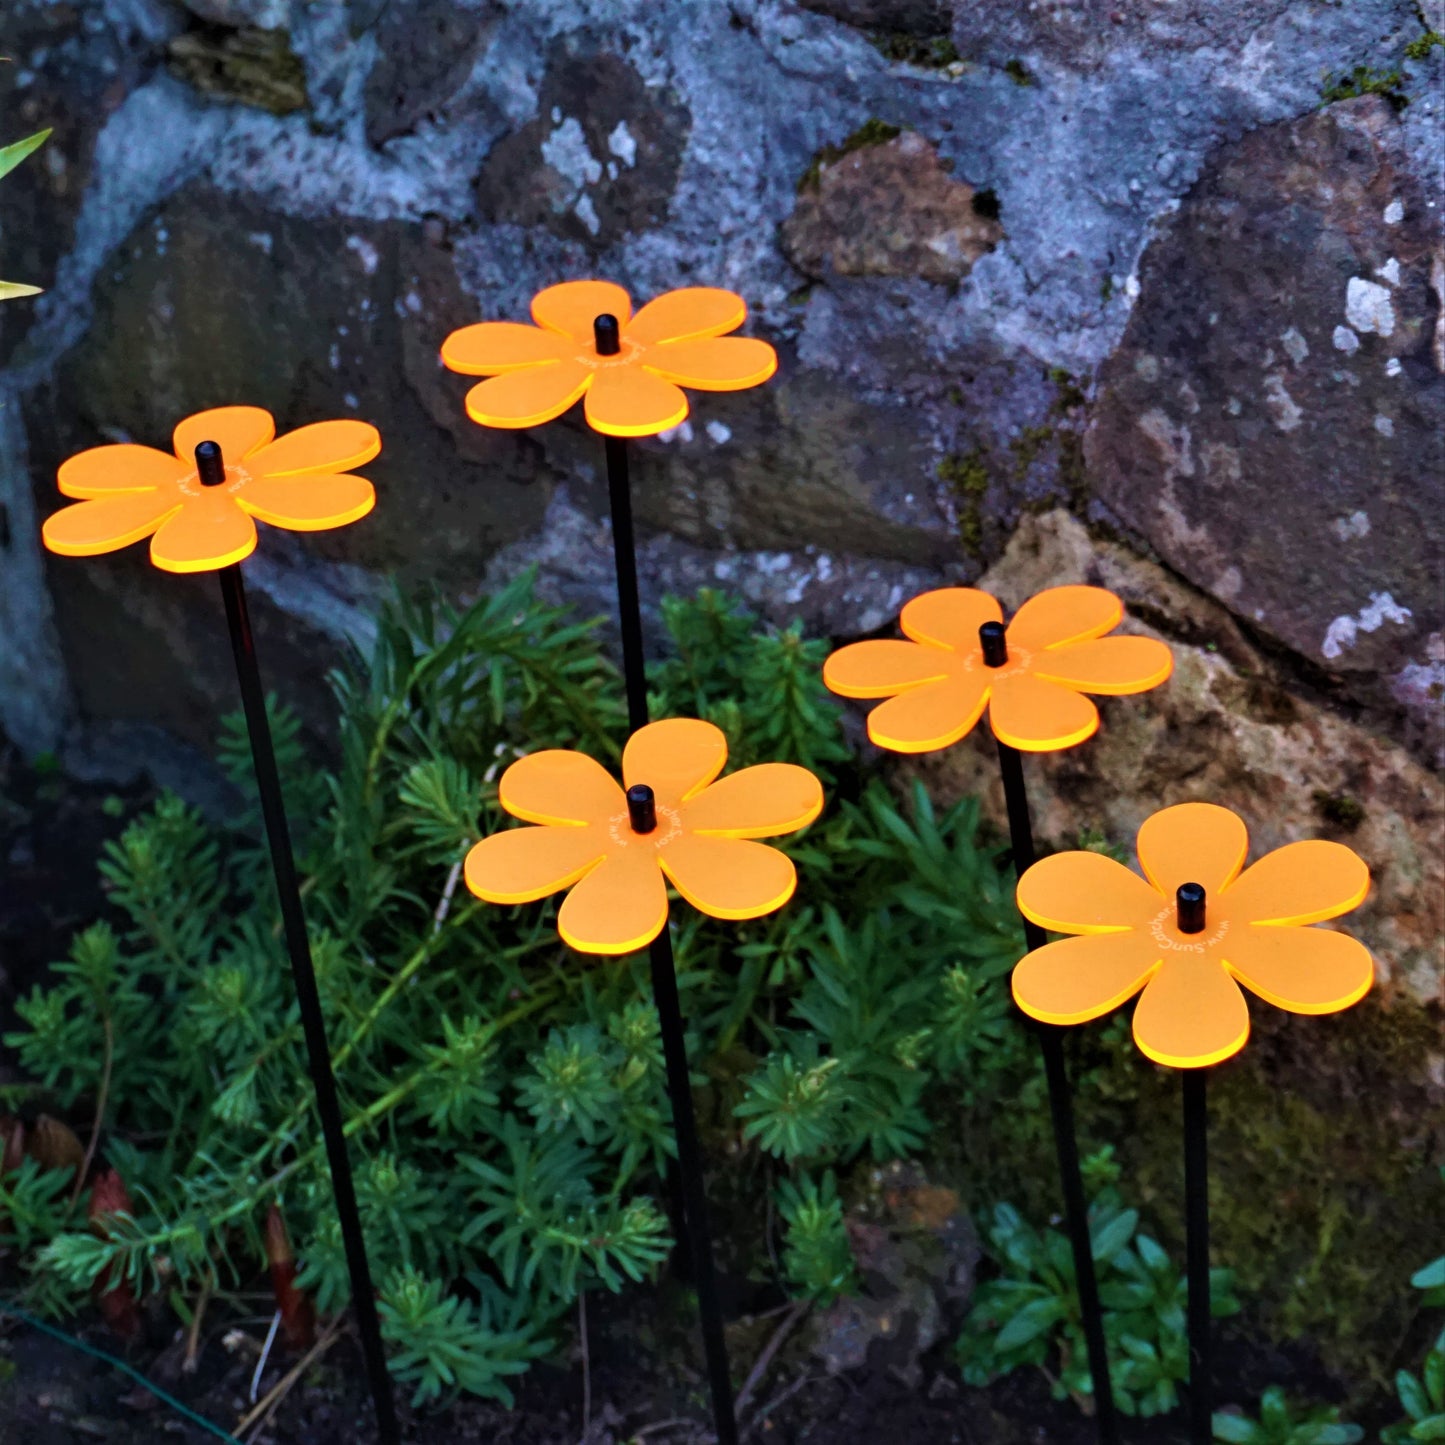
[822,585,1173,753]
[440,279,777,437]
[41,406,380,574]
[464,718,823,955]
[1011,802,1374,1069]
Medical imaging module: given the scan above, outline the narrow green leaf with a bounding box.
[994,1296,1066,1351]
[0,128,50,182]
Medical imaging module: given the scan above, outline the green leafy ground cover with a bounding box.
[0,578,1437,1428]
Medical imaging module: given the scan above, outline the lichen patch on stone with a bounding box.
[1321,591,1413,660]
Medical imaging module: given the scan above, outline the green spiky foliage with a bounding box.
[0,576,1034,1406]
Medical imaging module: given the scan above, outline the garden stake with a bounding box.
[41,411,396,1445]
[440,282,779,1445]
[823,587,1174,1442]
[1182,1061,1212,1444]
[463,719,820,1445]
[630,786,739,1445]
[983,623,1120,1441]
[214,501,398,1443]
[1012,802,1375,1445]
[590,316,693,1279]
[596,311,735,1442]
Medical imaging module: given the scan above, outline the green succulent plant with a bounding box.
[1212,1386,1362,1444]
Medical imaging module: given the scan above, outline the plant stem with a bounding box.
[71,1016,113,1209]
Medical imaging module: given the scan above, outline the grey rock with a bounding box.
[481,487,957,649]
[176,0,290,29]
[477,38,691,251]
[809,1161,979,1388]
[1087,97,1445,761]
[798,0,951,37]
[363,0,498,146]
[2,0,1442,778]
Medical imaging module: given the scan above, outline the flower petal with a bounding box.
[236,473,376,531]
[644,337,777,391]
[820,638,953,699]
[1136,802,1249,901]
[499,750,624,827]
[1031,635,1173,696]
[1131,955,1251,1068]
[42,492,181,557]
[1220,841,1370,926]
[464,361,593,429]
[173,406,274,466]
[660,834,797,919]
[531,279,632,343]
[864,674,990,753]
[681,763,823,838]
[822,639,952,699]
[1224,925,1373,1015]
[463,826,606,904]
[626,287,746,345]
[246,421,381,479]
[441,321,573,375]
[148,492,258,572]
[1017,851,1162,934]
[583,364,689,437]
[1007,585,1122,651]
[627,286,751,345]
[987,674,1100,752]
[557,849,668,955]
[623,719,727,807]
[0,280,42,301]
[57,444,188,498]
[899,588,1002,652]
[1012,931,1162,1025]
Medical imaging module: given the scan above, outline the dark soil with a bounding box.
[0,737,155,1039]
[0,1299,1172,1445]
[0,1278,1371,1445]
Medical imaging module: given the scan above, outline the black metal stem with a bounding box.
[219,563,399,1445]
[599,428,736,1440]
[603,434,650,733]
[647,924,739,1445]
[1184,1067,1212,1444]
[995,737,1120,1441]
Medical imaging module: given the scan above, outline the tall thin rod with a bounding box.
[603,433,650,733]
[647,923,739,1445]
[995,736,1120,1441]
[218,562,399,1445]
[598,417,737,1443]
[1183,1067,1212,1444]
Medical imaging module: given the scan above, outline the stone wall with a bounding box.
[1,0,1441,1374]
[0,1,1441,857]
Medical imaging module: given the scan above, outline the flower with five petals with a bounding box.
[41,406,380,573]
[441,280,777,437]
[823,585,1173,753]
[464,718,823,955]
[1011,802,1373,1069]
